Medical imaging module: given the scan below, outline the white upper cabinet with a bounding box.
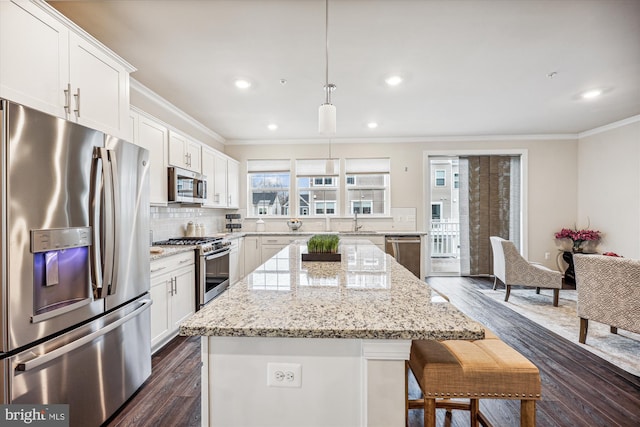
[136,111,169,206]
[201,147,240,209]
[0,1,68,116]
[213,152,228,207]
[201,147,217,207]
[0,1,133,138]
[67,32,129,137]
[169,131,202,173]
[227,159,239,209]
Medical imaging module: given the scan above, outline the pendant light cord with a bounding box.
[325,0,330,104]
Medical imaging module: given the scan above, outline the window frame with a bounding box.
[247,160,291,218]
[295,159,340,217]
[344,158,390,217]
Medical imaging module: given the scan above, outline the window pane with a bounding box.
[297,177,338,216]
[432,204,441,219]
[249,171,290,216]
[345,173,389,215]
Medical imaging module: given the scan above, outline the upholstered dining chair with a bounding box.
[490,236,563,306]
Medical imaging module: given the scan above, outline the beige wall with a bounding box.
[578,119,640,258]
[226,137,578,268]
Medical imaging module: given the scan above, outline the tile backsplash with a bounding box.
[150,206,229,241]
[150,206,417,241]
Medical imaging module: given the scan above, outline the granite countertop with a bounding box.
[179,239,483,341]
[150,245,197,261]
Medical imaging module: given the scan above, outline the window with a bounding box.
[345,158,390,216]
[247,160,290,216]
[435,169,446,187]
[296,159,339,217]
[431,203,442,220]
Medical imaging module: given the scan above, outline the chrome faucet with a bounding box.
[353,211,363,232]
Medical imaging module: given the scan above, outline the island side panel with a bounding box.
[362,340,412,427]
[205,336,364,427]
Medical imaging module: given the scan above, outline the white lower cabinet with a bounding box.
[150,251,196,354]
[261,235,304,262]
[229,237,244,284]
[244,236,261,274]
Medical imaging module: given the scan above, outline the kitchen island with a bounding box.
[180,239,484,427]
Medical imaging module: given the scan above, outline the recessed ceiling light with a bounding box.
[234,79,251,89]
[367,122,378,129]
[267,123,278,131]
[385,75,403,86]
[581,89,602,99]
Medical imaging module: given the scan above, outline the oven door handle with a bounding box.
[204,248,231,261]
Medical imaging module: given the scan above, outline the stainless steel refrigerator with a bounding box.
[0,99,152,426]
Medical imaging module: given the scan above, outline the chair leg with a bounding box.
[469,399,479,427]
[535,287,540,294]
[520,400,536,427]
[579,317,589,343]
[504,285,511,302]
[611,326,618,334]
[552,289,559,307]
[493,276,498,290]
[424,398,436,427]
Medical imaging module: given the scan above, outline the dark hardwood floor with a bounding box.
[104,277,640,427]
[103,336,201,427]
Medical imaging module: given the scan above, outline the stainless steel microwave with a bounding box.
[168,166,207,203]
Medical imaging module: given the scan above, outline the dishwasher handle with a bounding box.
[385,238,421,244]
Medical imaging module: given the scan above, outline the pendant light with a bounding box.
[319,0,336,135]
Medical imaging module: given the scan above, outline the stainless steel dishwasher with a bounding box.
[385,235,422,278]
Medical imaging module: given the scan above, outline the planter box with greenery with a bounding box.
[302,234,341,262]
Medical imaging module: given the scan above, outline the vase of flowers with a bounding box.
[554,226,601,253]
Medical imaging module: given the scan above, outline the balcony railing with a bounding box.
[430,220,460,258]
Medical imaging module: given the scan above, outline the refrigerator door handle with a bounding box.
[92,147,118,297]
[16,299,152,372]
[106,147,120,296]
[90,149,104,296]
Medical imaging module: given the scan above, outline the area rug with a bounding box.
[478,288,640,377]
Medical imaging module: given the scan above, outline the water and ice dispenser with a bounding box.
[31,227,92,321]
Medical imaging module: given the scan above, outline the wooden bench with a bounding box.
[406,330,541,427]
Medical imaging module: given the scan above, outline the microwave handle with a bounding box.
[199,180,207,200]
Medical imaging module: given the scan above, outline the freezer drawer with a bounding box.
[385,235,422,279]
[3,297,152,426]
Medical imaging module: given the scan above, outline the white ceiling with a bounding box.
[48,0,640,144]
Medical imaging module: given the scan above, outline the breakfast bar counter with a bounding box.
[180,239,484,427]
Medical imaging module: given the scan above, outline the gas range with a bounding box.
[154,236,232,307]
[154,236,230,256]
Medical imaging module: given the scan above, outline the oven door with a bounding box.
[200,248,230,308]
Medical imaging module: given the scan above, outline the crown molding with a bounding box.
[226,133,577,146]
[578,115,640,139]
[130,78,226,144]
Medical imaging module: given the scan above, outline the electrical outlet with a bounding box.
[267,363,302,388]
[545,252,550,260]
